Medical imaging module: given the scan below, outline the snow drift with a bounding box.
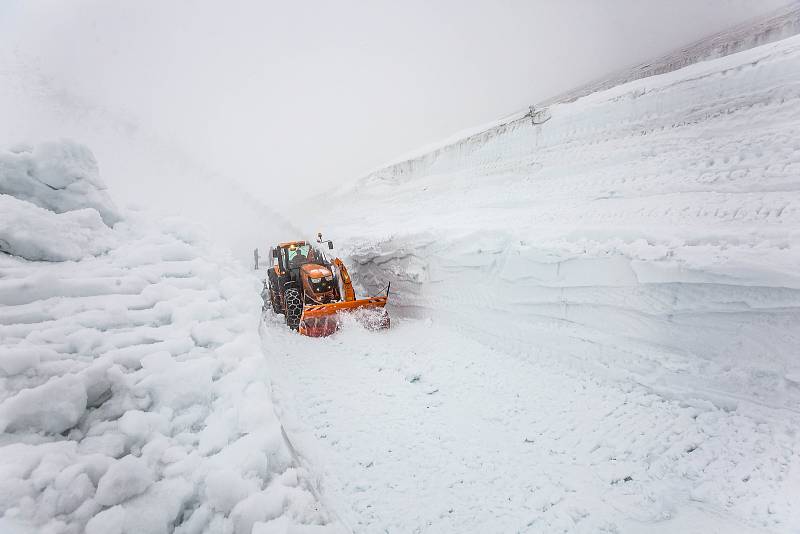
[0,142,341,534]
[313,35,800,413]
[0,141,119,261]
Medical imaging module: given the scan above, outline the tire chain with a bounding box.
[284,288,303,329]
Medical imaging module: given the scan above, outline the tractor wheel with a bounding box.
[284,287,303,330]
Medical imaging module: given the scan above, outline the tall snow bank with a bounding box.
[0,146,340,533]
[0,140,120,226]
[314,35,800,412]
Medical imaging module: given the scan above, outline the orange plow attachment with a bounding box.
[298,296,390,337]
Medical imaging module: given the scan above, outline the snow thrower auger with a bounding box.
[260,234,390,337]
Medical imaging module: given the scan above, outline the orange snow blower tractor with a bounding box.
[262,234,390,337]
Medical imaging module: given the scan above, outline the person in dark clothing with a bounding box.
[289,247,308,267]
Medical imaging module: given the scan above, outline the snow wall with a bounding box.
[312,35,800,414]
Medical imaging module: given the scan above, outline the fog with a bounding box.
[0,0,791,259]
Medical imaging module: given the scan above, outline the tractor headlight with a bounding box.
[311,277,322,283]
[325,275,333,281]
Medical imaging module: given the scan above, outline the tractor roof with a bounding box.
[278,240,307,248]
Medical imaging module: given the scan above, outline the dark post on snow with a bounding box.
[253,248,259,270]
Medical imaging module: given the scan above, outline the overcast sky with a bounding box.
[0,0,792,206]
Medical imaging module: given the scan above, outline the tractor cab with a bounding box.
[272,241,331,276]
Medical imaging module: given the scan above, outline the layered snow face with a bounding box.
[316,36,800,412]
[275,35,800,532]
[0,141,119,261]
[0,153,340,533]
[0,141,120,226]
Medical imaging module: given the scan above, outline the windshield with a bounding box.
[285,244,329,267]
[287,244,312,262]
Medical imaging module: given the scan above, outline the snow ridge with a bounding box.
[359,3,800,178]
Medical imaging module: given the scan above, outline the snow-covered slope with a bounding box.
[541,2,800,107]
[0,142,342,534]
[316,34,800,413]
[359,3,800,177]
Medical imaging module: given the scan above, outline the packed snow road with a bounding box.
[261,313,799,533]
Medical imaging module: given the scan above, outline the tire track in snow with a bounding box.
[259,314,800,532]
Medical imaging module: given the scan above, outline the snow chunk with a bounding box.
[0,140,120,225]
[117,410,170,444]
[230,488,287,534]
[0,518,40,534]
[108,478,192,534]
[0,194,115,261]
[204,469,256,514]
[84,505,125,534]
[135,356,216,410]
[95,455,154,506]
[32,141,102,190]
[0,374,87,434]
[0,346,41,376]
[51,472,95,515]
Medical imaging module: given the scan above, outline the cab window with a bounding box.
[287,244,311,262]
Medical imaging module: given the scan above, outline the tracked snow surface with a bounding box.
[258,35,800,533]
[0,142,342,534]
